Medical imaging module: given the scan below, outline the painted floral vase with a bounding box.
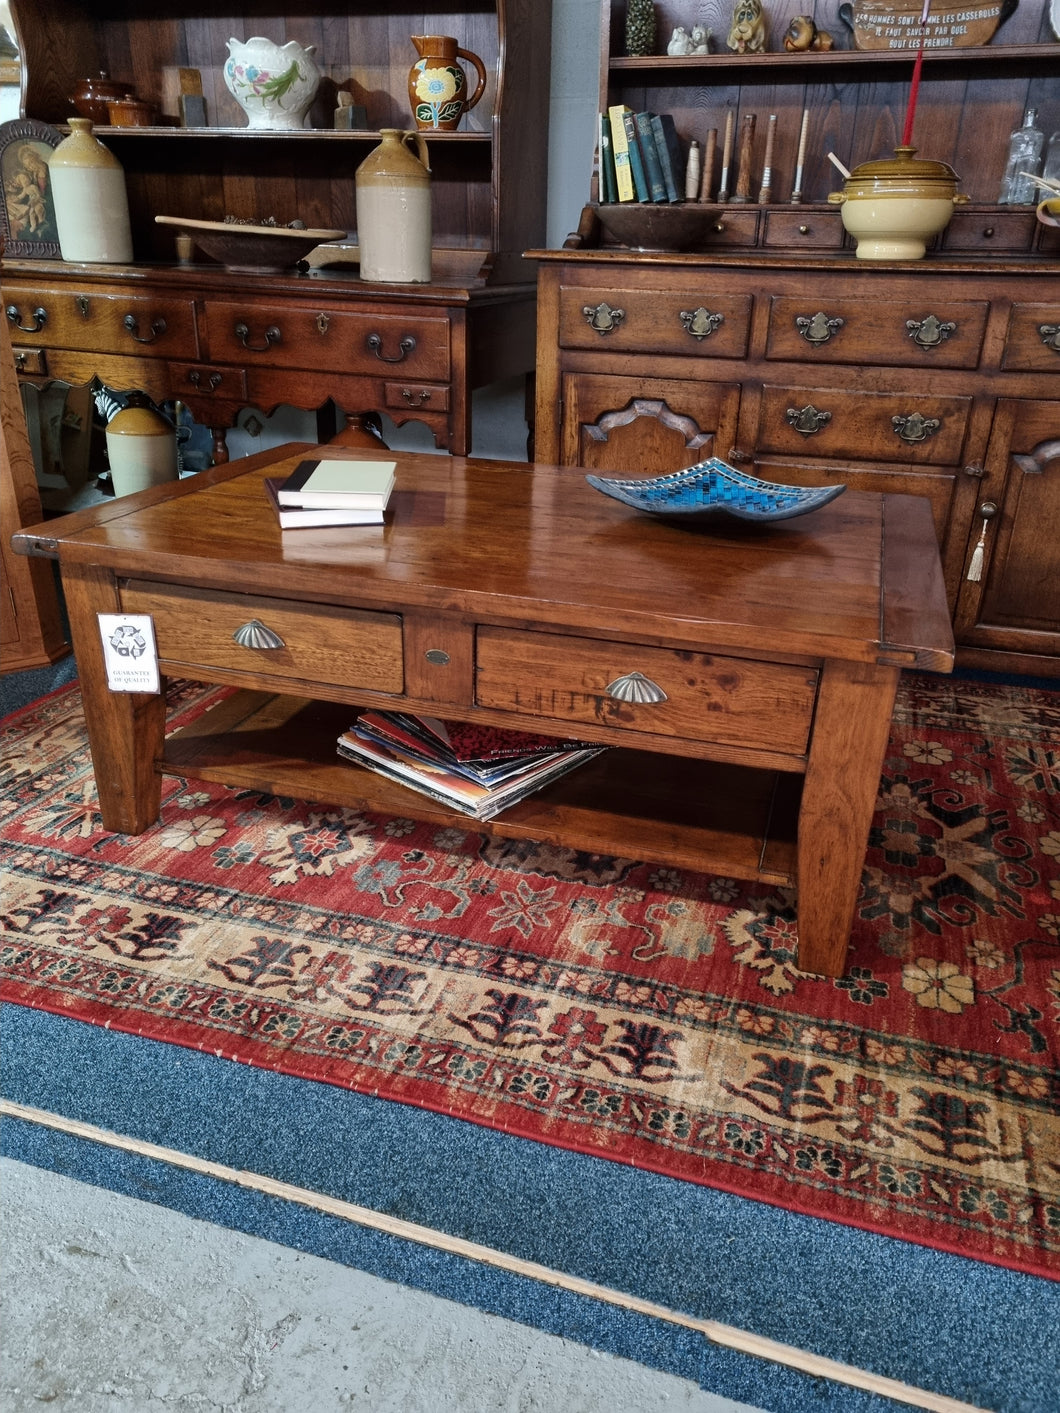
[407,35,487,132]
[223,37,321,131]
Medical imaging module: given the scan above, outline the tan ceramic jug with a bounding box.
[48,117,133,262]
[407,35,486,131]
[355,129,432,283]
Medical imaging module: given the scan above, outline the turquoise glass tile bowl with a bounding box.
[585,457,846,522]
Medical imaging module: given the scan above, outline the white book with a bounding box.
[276,457,396,508]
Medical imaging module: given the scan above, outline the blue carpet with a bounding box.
[3,1006,1057,1413]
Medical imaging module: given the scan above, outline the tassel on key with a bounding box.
[966,502,996,583]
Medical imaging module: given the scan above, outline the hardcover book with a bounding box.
[634,112,668,203]
[619,108,651,203]
[598,111,618,203]
[276,457,396,509]
[650,114,686,203]
[607,103,636,202]
[264,477,384,529]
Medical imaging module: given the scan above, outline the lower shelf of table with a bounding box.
[163,690,800,886]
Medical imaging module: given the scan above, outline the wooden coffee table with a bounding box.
[13,444,954,978]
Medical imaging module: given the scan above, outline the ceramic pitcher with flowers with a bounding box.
[407,35,486,131]
[224,37,321,131]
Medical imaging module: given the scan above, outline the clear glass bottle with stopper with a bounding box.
[998,108,1044,205]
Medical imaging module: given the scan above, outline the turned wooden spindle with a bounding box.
[732,113,757,203]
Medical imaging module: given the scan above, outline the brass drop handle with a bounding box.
[786,404,832,436]
[679,307,723,341]
[5,304,47,333]
[188,370,222,390]
[892,412,940,444]
[401,388,431,403]
[366,332,416,362]
[966,501,997,584]
[234,321,281,351]
[795,312,844,346]
[232,620,285,650]
[1037,324,1060,353]
[906,314,956,349]
[122,313,167,344]
[581,302,625,335]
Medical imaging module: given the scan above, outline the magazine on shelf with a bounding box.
[336,712,606,820]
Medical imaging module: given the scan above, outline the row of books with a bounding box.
[337,710,606,820]
[264,456,396,529]
[601,104,687,205]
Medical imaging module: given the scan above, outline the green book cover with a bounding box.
[651,114,686,203]
[599,112,618,203]
[620,108,651,203]
[634,112,668,203]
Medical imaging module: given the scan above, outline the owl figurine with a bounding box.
[727,0,768,53]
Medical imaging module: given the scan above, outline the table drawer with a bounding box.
[475,627,818,756]
[941,208,1038,253]
[765,296,988,369]
[756,385,973,464]
[4,285,198,358]
[558,285,752,358]
[203,301,450,378]
[1001,304,1060,371]
[762,210,846,251]
[119,582,403,693]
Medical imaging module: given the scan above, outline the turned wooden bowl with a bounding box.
[593,203,728,252]
[155,216,345,273]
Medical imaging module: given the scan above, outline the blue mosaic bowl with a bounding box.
[585,458,846,523]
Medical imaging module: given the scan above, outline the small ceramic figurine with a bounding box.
[689,24,712,53]
[783,14,835,50]
[667,25,693,54]
[727,0,767,54]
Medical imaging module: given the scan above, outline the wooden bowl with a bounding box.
[593,203,727,252]
[155,216,346,273]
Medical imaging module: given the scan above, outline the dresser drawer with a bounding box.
[1001,304,1060,371]
[4,285,198,359]
[203,301,450,378]
[756,385,973,464]
[765,296,988,369]
[940,208,1038,253]
[559,285,752,358]
[762,210,846,251]
[475,627,818,756]
[119,582,403,693]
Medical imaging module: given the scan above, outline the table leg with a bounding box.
[796,658,900,977]
[61,561,166,835]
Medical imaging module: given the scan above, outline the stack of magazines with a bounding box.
[336,712,606,820]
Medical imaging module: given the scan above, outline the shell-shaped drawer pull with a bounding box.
[233,619,285,650]
[605,671,667,704]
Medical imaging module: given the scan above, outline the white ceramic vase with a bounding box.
[223,37,321,131]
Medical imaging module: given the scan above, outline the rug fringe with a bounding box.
[1,1098,992,1413]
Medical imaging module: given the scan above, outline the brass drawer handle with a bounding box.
[122,313,167,344]
[401,387,431,403]
[188,370,222,391]
[679,307,723,341]
[795,312,844,346]
[366,332,416,362]
[786,404,831,436]
[234,321,281,351]
[906,315,956,349]
[5,304,47,333]
[606,671,667,704]
[581,302,625,335]
[233,620,285,650]
[892,412,940,444]
[1038,324,1060,353]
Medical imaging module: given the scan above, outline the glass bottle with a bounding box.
[1043,131,1060,189]
[998,109,1044,205]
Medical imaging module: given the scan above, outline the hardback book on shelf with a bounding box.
[264,477,384,529]
[607,103,637,202]
[276,457,396,509]
[598,111,618,203]
[336,711,606,820]
[634,111,668,203]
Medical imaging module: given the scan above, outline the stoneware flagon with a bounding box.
[408,35,486,131]
[223,37,321,131]
[47,117,133,262]
[355,129,432,283]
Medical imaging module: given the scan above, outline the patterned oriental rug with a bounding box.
[2,675,1058,1281]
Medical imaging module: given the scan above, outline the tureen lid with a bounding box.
[845,146,960,188]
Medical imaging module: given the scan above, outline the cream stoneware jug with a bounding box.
[356,129,432,284]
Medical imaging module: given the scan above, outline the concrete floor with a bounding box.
[2,1157,764,1413]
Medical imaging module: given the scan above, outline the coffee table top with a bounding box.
[17,444,955,672]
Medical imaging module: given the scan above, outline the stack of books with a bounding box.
[600,105,686,204]
[336,711,607,820]
[265,456,397,529]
